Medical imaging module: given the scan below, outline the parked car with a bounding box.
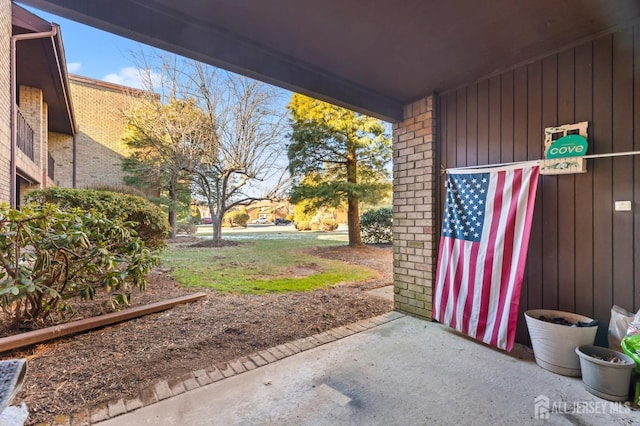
[275,218,292,226]
[251,218,269,224]
[202,217,213,224]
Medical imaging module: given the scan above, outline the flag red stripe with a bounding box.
[460,241,479,335]
[476,171,505,341]
[434,236,451,321]
[449,238,466,330]
[490,169,522,347]
[504,167,539,349]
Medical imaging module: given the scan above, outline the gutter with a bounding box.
[72,131,76,188]
[10,26,57,208]
[50,23,77,137]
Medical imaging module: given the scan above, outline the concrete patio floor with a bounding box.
[98,315,638,426]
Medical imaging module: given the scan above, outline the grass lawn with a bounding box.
[161,237,374,294]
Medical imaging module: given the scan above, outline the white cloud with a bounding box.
[102,66,161,90]
[66,62,82,73]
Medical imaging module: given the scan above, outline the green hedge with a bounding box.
[25,188,170,250]
[360,207,392,244]
[176,221,197,235]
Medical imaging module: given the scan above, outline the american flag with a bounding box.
[433,163,540,351]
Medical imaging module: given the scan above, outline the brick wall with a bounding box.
[48,132,73,187]
[18,86,43,167]
[392,95,437,319]
[0,0,11,203]
[67,76,139,188]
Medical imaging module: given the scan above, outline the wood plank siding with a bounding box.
[438,24,640,343]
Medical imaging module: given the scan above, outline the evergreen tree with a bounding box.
[287,94,392,246]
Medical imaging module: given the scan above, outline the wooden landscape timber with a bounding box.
[0,292,207,353]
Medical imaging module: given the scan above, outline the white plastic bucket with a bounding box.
[525,309,598,377]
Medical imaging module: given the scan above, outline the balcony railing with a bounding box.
[16,108,34,161]
[47,152,54,181]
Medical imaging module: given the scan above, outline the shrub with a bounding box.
[295,221,311,231]
[190,205,202,224]
[89,184,148,198]
[0,203,157,326]
[176,222,197,235]
[293,200,315,224]
[320,219,338,231]
[25,188,170,250]
[360,207,393,244]
[224,211,249,227]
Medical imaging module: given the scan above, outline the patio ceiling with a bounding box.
[19,0,640,122]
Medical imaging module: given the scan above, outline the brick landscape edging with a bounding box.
[43,311,405,426]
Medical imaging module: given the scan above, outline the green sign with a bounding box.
[546,134,588,159]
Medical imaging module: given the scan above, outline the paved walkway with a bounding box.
[365,285,393,301]
[96,315,638,426]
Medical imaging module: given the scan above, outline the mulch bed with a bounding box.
[0,241,393,425]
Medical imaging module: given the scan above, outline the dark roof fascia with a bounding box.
[51,23,77,135]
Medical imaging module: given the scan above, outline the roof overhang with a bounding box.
[13,3,76,135]
[17,0,640,122]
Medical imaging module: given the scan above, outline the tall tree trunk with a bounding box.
[346,146,362,246]
[168,174,178,239]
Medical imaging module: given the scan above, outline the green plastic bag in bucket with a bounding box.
[621,332,640,374]
[621,333,640,406]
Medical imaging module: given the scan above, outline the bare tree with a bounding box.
[123,50,288,242]
[123,96,213,238]
[189,69,288,242]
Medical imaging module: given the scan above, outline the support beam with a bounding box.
[19,0,404,121]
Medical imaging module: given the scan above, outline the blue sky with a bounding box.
[22,4,154,88]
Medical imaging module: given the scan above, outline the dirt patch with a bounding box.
[165,235,243,249]
[286,263,320,278]
[310,244,393,290]
[0,242,393,425]
[164,235,201,247]
[189,239,243,248]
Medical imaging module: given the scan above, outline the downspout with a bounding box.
[72,131,76,188]
[10,27,58,208]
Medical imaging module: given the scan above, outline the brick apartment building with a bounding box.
[51,75,144,189]
[3,2,74,206]
[2,3,142,207]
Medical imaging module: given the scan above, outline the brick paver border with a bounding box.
[42,311,405,426]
